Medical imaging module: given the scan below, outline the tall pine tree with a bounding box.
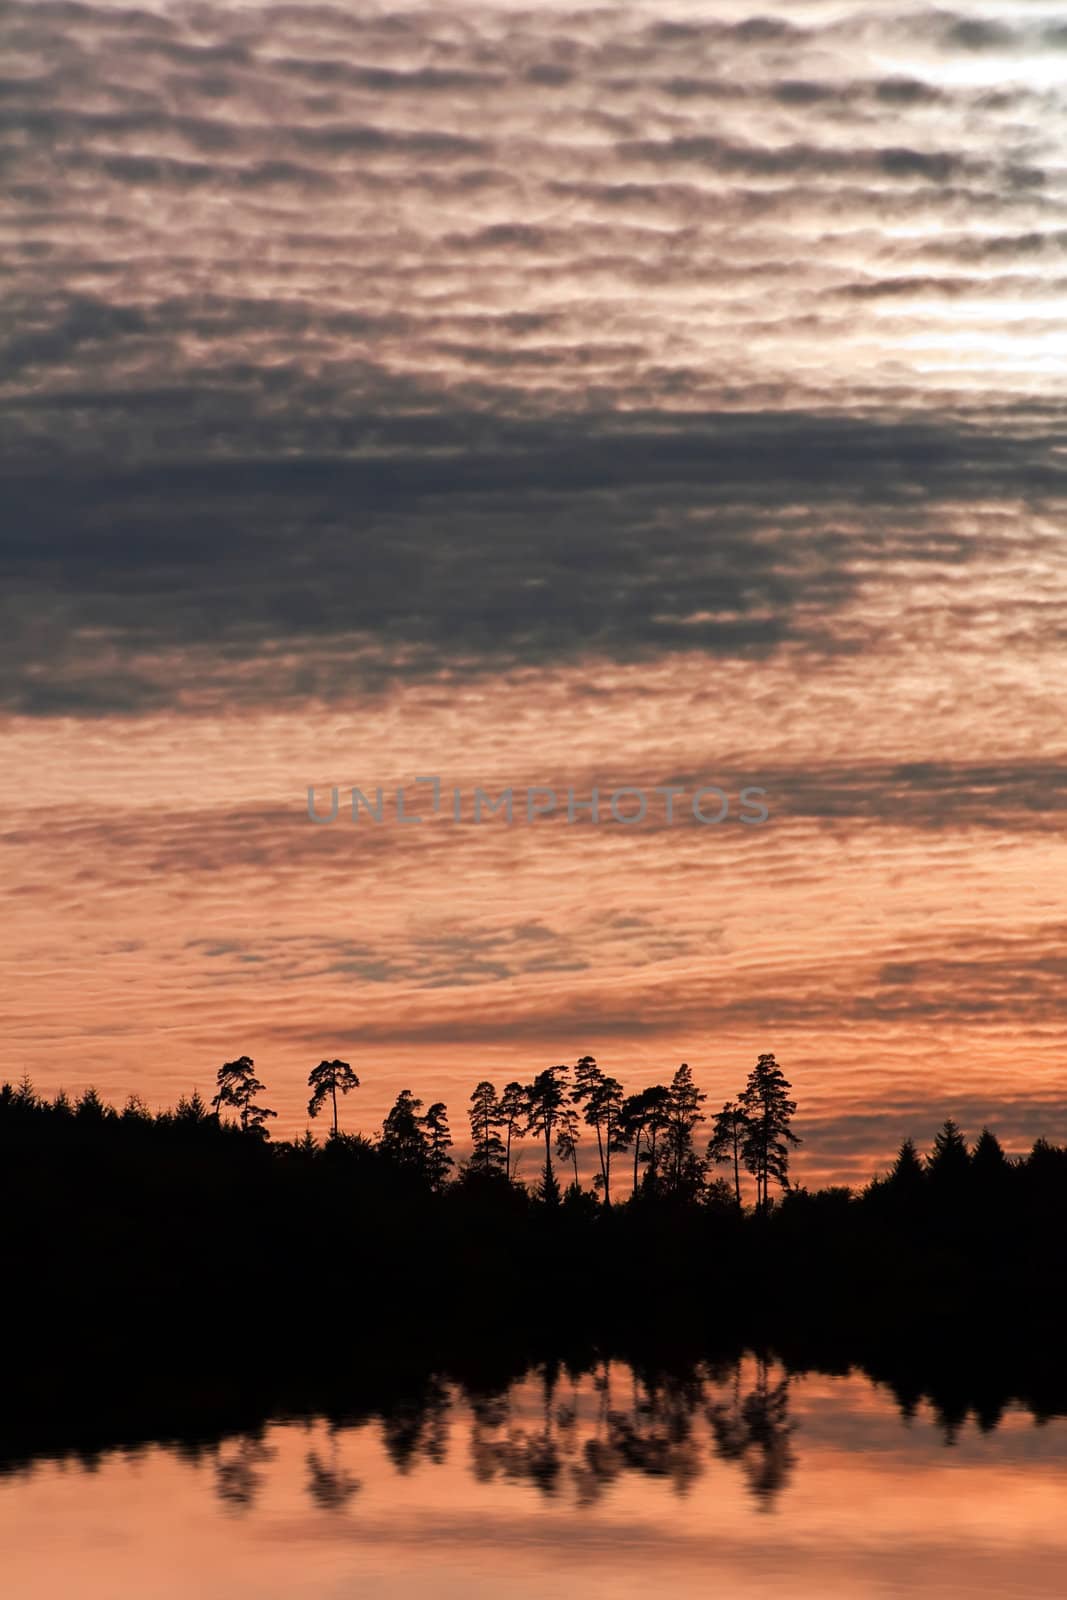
[738,1054,799,1211]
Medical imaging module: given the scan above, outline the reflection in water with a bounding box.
[7,1350,1063,1521]
[4,1348,1067,1519]
[5,1354,1067,1600]
[186,1355,801,1515]
[214,1432,277,1512]
[464,1355,796,1511]
[382,1374,451,1474]
[306,1433,362,1512]
[177,1355,801,1516]
[707,1361,796,1509]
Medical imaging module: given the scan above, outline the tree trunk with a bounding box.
[331,1082,338,1138]
[732,1128,741,1208]
[632,1129,642,1195]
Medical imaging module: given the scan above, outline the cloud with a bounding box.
[1,0,1064,713]
[2,0,1064,708]
[3,0,1066,1178]
[2,402,1064,713]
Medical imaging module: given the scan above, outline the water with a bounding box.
[3,1355,1067,1598]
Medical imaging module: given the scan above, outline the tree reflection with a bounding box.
[468,1360,568,1494]
[9,1347,1062,1511]
[306,1444,361,1511]
[706,1357,796,1509]
[380,1375,450,1473]
[466,1355,795,1507]
[213,1432,276,1511]
[193,1351,1054,1518]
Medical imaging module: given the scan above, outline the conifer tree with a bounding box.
[888,1136,925,1191]
[618,1084,673,1194]
[499,1082,527,1182]
[663,1063,707,1197]
[212,1056,276,1136]
[554,1102,582,1191]
[175,1089,209,1124]
[421,1101,453,1191]
[971,1126,1008,1180]
[307,1059,360,1137]
[707,1101,750,1208]
[572,1055,627,1205]
[927,1118,970,1188]
[380,1088,428,1176]
[468,1081,506,1175]
[526,1066,568,1204]
[738,1054,799,1211]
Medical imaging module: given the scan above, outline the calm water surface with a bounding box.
[3,1356,1066,1598]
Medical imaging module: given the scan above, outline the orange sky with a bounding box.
[2,0,1066,1185]
[4,629,1065,1184]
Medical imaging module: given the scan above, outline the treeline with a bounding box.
[126,1048,802,1208]
[2,1058,1065,1369]
[6,1049,1059,1216]
[2,1058,1061,1217]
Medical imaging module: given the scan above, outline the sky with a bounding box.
[2,0,1065,1185]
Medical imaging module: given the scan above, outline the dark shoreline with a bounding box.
[5,1079,1066,1473]
[3,1297,1065,1479]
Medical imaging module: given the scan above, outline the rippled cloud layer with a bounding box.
[1,1,1065,1177]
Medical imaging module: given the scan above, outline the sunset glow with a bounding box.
[2,0,1065,1184]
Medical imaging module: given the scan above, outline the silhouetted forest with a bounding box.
[3,1052,1065,1382]
[3,1052,1067,1475]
